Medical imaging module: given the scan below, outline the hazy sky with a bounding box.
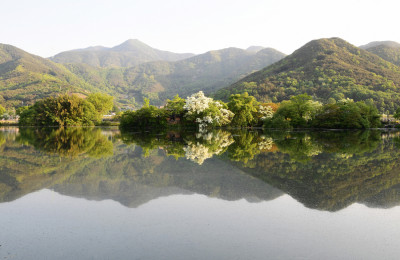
[1,0,399,57]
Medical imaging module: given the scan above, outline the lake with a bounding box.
[1,127,400,259]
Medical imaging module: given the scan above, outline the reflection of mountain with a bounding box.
[0,129,282,207]
[52,148,283,207]
[227,130,400,211]
[3,127,400,212]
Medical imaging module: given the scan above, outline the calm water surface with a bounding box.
[1,127,400,259]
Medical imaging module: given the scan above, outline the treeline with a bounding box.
[18,93,114,126]
[16,90,382,129]
[120,91,382,129]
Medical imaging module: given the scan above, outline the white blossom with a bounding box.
[259,105,274,120]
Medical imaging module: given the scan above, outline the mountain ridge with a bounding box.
[64,46,286,106]
[216,37,400,112]
[50,39,195,68]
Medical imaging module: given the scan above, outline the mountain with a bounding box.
[359,41,400,50]
[246,46,265,53]
[50,39,195,67]
[361,41,400,66]
[0,44,96,108]
[216,37,400,112]
[65,47,286,106]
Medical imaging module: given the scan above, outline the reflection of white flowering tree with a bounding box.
[258,136,274,150]
[184,91,234,131]
[183,131,234,165]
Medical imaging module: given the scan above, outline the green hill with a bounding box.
[0,44,97,108]
[50,39,195,68]
[216,38,400,112]
[66,47,286,106]
[361,41,400,67]
[0,42,285,108]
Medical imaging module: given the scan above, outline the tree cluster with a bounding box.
[264,94,381,129]
[18,93,114,126]
[120,92,270,130]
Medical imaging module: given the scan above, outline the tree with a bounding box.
[86,93,114,115]
[165,95,186,117]
[228,92,259,127]
[184,91,234,131]
[19,94,100,126]
[274,94,321,127]
[312,100,381,129]
[120,103,167,129]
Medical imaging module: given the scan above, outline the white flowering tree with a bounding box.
[184,91,234,131]
[258,105,274,120]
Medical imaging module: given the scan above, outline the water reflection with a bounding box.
[17,127,114,157]
[1,127,400,212]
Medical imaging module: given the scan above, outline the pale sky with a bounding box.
[1,0,399,57]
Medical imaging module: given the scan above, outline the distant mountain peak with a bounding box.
[50,39,195,67]
[361,41,400,66]
[360,41,400,49]
[111,39,151,52]
[246,46,265,53]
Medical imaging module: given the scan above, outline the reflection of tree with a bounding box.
[17,127,113,157]
[5,127,400,212]
[120,130,186,158]
[120,130,234,164]
[230,130,400,211]
[183,131,234,165]
[265,132,322,162]
[263,130,381,162]
[227,131,262,165]
[0,128,283,206]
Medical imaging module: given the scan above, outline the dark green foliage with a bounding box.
[216,38,400,113]
[274,94,321,128]
[119,105,168,129]
[228,92,259,127]
[263,115,292,129]
[19,94,100,126]
[264,94,380,129]
[312,101,381,129]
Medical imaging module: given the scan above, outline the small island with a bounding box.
[12,90,385,130]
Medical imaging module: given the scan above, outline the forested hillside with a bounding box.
[65,47,286,105]
[0,44,95,108]
[216,38,400,112]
